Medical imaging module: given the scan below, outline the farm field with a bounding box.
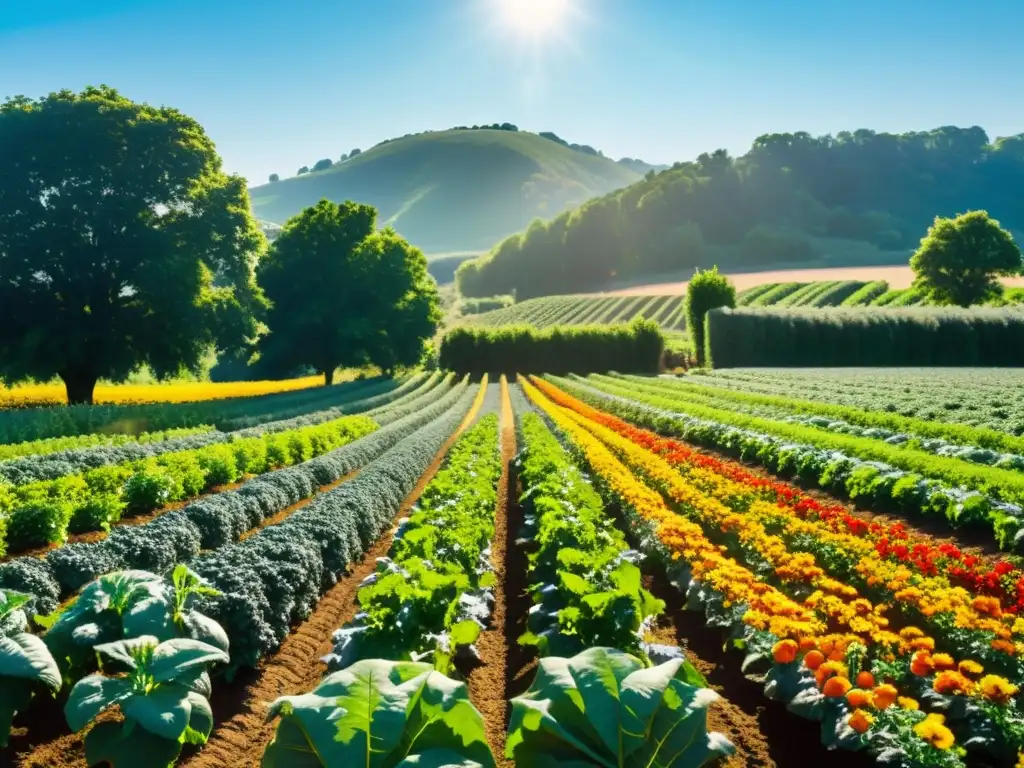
[597,265,1024,299]
[469,293,688,330]
[3,370,1024,768]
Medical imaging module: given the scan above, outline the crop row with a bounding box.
[0,377,468,619]
[0,374,444,557]
[470,293,687,330]
[567,374,1024,550]
[618,374,1024,469]
[0,424,215,463]
[0,372,394,445]
[700,367,1024,436]
[737,280,1024,309]
[523,378,1024,767]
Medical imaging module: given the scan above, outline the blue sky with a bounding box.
[2,0,1022,186]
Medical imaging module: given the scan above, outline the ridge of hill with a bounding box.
[248,128,641,255]
[457,126,1024,299]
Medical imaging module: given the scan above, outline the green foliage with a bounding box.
[0,86,265,404]
[65,635,228,768]
[268,173,279,182]
[505,647,732,767]
[459,295,514,315]
[0,589,61,746]
[258,200,440,382]
[439,319,664,376]
[249,128,638,255]
[684,266,736,366]
[840,280,889,306]
[704,306,1024,368]
[263,659,495,768]
[910,210,1024,306]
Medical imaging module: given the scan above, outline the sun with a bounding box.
[498,0,571,37]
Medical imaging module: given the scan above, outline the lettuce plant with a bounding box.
[65,635,228,768]
[506,647,733,767]
[0,589,61,746]
[263,658,495,767]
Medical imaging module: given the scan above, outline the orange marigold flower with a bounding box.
[815,660,848,687]
[914,713,955,750]
[823,676,852,698]
[804,650,825,671]
[899,627,925,639]
[931,653,956,671]
[898,696,919,710]
[933,671,972,696]
[911,651,935,677]
[992,639,1016,655]
[848,708,874,734]
[799,637,818,652]
[909,637,936,651]
[973,595,1003,617]
[846,688,874,708]
[856,671,876,689]
[772,639,798,665]
[959,660,984,679]
[979,674,1019,704]
[873,684,898,710]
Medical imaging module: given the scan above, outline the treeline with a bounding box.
[458,126,1024,298]
[439,320,664,376]
[705,307,1024,367]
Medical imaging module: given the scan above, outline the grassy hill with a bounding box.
[248,129,641,255]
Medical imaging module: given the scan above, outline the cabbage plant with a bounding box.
[65,635,228,768]
[263,658,495,767]
[0,589,61,746]
[506,647,733,767]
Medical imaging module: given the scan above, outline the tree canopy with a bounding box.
[0,86,265,404]
[910,211,1023,307]
[458,126,1024,299]
[269,173,280,183]
[257,199,440,383]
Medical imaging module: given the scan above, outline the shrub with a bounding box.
[460,295,514,315]
[439,319,664,376]
[705,307,1024,368]
[6,501,71,551]
[685,266,736,367]
[123,468,175,515]
[68,495,125,534]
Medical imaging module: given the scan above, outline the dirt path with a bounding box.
[460,378,515,766]
[9,387,486,768]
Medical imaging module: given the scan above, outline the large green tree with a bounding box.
[685,266,736,367]
[910,210,1023,306]
[0,86,265,404]
[258,200,440,383]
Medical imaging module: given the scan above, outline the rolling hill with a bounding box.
[248,129,641,255]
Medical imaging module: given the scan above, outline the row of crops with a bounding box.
[5,368,1024,767]
[470,293,688,330]
[738,280,1024,308]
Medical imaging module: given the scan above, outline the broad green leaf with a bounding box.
[507,647,733,768]
[94,635,159,670]
[179,611,230,654]
[0,679,34,748]
[393,748,487,767]
[449,621,481,648]
[147,638,229,683]
[183,691,214,743]
[84,719,182,768]
[122,597,174,640]
[121,685,192,741]
[559,572,594,597]
[65,675,133,732]
[0,633,61,690]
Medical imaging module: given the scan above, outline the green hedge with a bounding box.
[438,319,664,376]
[705,307,1024,367]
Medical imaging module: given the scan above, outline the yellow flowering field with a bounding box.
[0,375,326,408]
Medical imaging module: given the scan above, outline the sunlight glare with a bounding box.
[499,0,571,38]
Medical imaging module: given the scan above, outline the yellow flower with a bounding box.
[979,674,1019,704]
[914,714,955,750]
[898,696,919,710]
[958,659,984,679]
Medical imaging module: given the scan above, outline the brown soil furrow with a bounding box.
[181,383,487,768]
[462,378,515,767]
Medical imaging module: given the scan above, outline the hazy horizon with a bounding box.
[3,0,1023,186]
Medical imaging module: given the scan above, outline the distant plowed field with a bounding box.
[596,265,1024,296]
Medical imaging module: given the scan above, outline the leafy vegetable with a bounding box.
[65,635,228,768]
[0,589,61,746]
[264,658,495,768]
[506,646,733,768]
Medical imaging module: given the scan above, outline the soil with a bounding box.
[6,389,487,768]
[457,378,516,766]
[646,574,870,768]
[593,265,1024,297]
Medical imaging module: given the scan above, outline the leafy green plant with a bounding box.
[0,589,61,746]
[65,635,228,767]
[506,647,733,767]
[263,658,495,767]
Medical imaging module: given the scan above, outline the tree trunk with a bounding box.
[324,368,335,386]
[61,369,98,406]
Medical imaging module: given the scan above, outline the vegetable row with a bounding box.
[524,377,1024,767]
